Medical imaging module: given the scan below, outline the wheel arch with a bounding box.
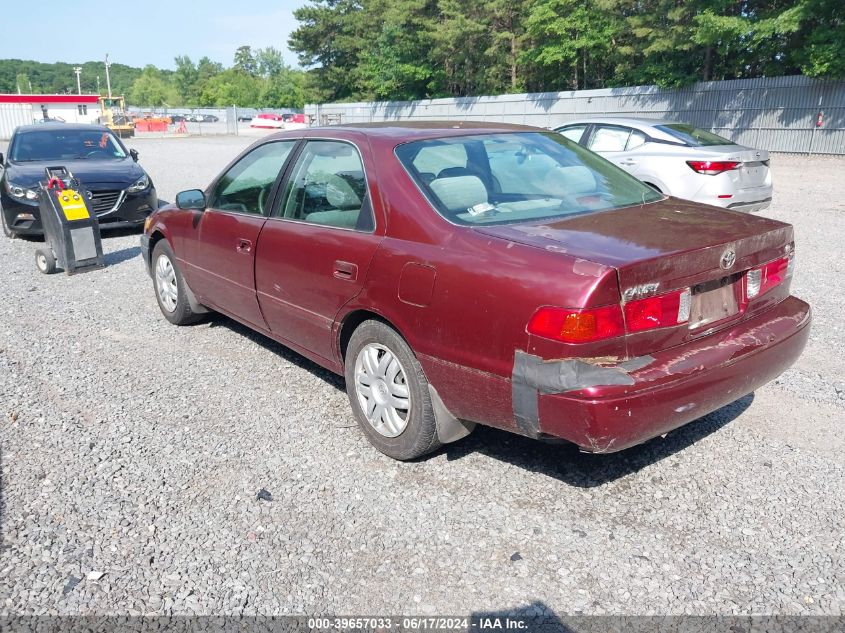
[338,308,410,366]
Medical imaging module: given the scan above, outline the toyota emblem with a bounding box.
[720,249,736,269]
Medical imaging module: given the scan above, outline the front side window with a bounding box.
[278,141,373,231]
[556,125,587,144]
[10,129,126,162]
[656,124,734,146]
[395,132,662,226]
[210,141,295,216]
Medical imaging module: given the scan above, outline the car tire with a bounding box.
[151,240,203,326]
[1,206,17,239]
[344,320,442,460]
[35,248,57,274]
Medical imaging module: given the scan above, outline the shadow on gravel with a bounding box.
[100,225,143,239]
[103,245,141,266]
[194,313,754,487]
[208,315,345,391]
[443,394,754,487]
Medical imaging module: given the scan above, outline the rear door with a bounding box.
[185,140,296,328]
[254,139,383,362]
[586,124,649,173]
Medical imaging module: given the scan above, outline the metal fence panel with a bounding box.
[306,75,845,154]
[0,104,35,139]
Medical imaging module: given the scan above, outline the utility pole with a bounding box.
[105,54,112,98]
[74,67,82,94]
[96,76,100,94]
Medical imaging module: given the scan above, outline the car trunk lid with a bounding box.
[694,144,771,189]
[474,198,793,352]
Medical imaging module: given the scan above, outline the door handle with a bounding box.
[236,238,252,253]
[333,260,358,281]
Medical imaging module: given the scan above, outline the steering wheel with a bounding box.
[84,149,108,158]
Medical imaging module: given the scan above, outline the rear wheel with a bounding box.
[344,320,442,460]
[151,240,203,325]
[35,248,56,274]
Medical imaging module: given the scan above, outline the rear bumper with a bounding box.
[535,296,811,452]
[727,197,772,213]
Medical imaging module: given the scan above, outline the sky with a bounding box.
[0,0,308,69]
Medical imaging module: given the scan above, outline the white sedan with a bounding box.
[554,118,772,212]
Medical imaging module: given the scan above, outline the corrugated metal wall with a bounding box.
[0,104,33,140]
[306,75,845,154]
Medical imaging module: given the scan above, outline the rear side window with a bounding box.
[588,126,632,152]
[395,132,662,226]
[279,141,374,231]
[656,124,734,146]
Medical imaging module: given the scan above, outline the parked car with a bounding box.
[169,114,188,123]
[250,113,285,129]
[1,124,157,237]
[554,118,773,213]
[140,122,809,460]
[198,114,219,123]
[237,115,253,122]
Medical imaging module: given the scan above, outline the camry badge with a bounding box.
[720,249,736,270]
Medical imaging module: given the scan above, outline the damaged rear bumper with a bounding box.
[515,295,811,453]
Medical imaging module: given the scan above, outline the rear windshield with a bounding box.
[655,124,734,146]
[394,132,662,226]
[10,128,127,162]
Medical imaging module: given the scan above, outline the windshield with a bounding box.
[395,132,662,226]
[10,128,127,162]
[655,124,735,147]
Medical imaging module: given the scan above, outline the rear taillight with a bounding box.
[624,288,691,333]
[686,160,740,175]
[528,288,692,343]
[746,254,792,299]
[527,305,625,343]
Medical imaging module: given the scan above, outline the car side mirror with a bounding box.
[0,152,4,166]
[129,148,139,162]
[176,189,206,210]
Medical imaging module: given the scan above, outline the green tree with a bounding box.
[129,65,180,106]
[15,72,30,93]
[256,47,285,78]
[233,46,258,76]
[173,55,200,103]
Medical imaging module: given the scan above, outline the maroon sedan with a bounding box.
[140,122,810,460]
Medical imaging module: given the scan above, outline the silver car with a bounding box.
[554,118,772,212]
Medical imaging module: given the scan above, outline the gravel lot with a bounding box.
[1,136,843,617]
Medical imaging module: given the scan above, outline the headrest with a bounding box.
[325,175,361,209]
[429,175,488,212]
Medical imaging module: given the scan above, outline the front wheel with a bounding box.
[344,320,442,460]
[151,240,203,325]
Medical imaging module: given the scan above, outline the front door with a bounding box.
[254,139,383,362]
[185,140,296,328]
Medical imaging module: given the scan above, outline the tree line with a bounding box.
[0,47,308,109]
[290,0,844,102]
[2,0,842,108]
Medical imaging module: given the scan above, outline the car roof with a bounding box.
[14,122,112,134]
[268,121,542,144]
[556,117,683,129]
